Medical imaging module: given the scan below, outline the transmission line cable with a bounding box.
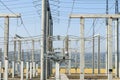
[66,0,76,35]
[0,0,32,37]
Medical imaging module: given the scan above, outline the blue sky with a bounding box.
[0,0,118,52]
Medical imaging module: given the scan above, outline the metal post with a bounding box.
[115,0,119,78]
[49,16,53,76]
[30,49,32,79]
[21,61,23,80]
[106,0,109,74]
[65,36,69,55]
[36,63,38,76]
[55,62,60,80]
[0,49,1,80]
[32,40,35,77]
[26,62,29,80]
[0,61,1,80]
[49,20,53,77]
[41,0,47,79]
[108,18,113,80]
[46,9,49,79]
[115,20,119,77]
[18,40,21,62]
[4,17,9,80]
[92,20,95,74]
[17,40,21,75]
[30,61,32,79]
[33,62,36,77]
[21,50,24,80]
[12,61,15,78]
[80,18,85,80]
[75,50,77,73]
[68,41,71,75]
[119,62,120,78]
[65,36,69,73]
[98,35,100,74]
[13,37,16,77]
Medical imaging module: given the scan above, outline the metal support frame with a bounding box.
[15,34,22,77]
[70,14,120,80]
[13,37,41,79]
[70,14,120,18]
[3,14,21,80]
[87,34,101,74]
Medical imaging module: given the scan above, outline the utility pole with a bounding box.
[46,2,50,78]
[115,0,119,78]
[41,0,47,80]
[106,0,109,74]
[108,18,113,80]
[80,18,85,80]
[3,14,20,80]
[15,34,22,77]
[4,16,9,80]
[46,0,53,78]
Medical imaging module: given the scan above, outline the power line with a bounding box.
[0,0,32,37]
[66,0,76,35]
[0,0,16,14]
[60,1,116,4]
